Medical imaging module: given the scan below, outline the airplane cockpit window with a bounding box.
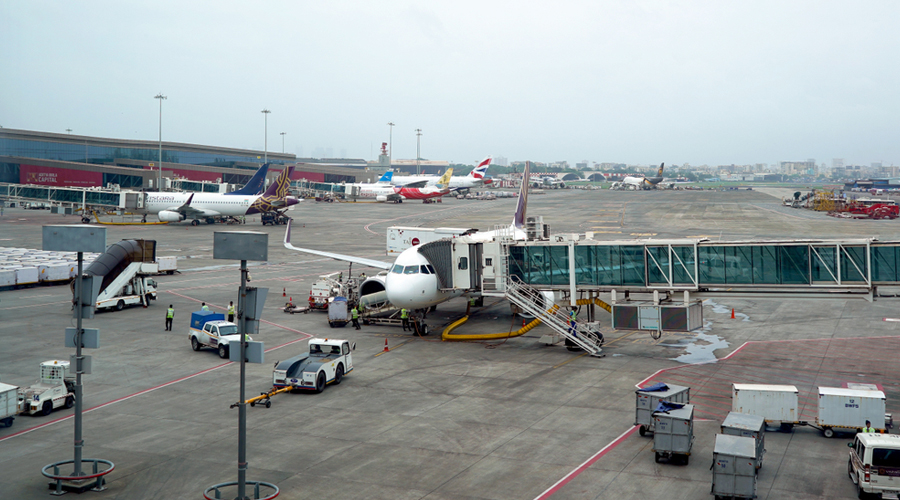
[426,265,436,274]
[420,265,430,274]
[392,265,403,274]
[403,266,419,274]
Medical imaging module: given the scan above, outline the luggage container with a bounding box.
[0,382,18,427]
[652,402,694,465]
[732,383,799,429]
[15,266,39,286]
[635,382,690,436]
[721,411,765,469]
[817,387,888,437]
[157,256,177,274]
[328,296,349,328]
[38,263,71,282]
[0,269,15,287]
[711,434,757,500]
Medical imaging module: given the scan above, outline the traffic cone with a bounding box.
[289,297,293,305]
[731,308,735,319]
[522,319,527,327]
[283,287,286,297]
[383,338,389,352]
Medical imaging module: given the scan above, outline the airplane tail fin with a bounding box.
[513,162,530,229]
[436,168,453,189]
[227,163,269,196]
[657,162,665,177]
[262,165,294,198]
[468,157,492,179]
[377,171,393,183]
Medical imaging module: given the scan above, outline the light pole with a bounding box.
[261,109,271,163]
[280,132,286,154]
[387,122,394,169]
[415,128,423,175]
[154,93,166,190]
[66,128,72,135]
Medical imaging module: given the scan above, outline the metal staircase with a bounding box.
[505,276,603,355]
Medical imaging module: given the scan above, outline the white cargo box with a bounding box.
[15,267,39,285]
[635,383,690,435]
[731,383,799,425]
[157,256,177,273]
[0,269,15,287]
[140,262,159,274]
[386,226,477,255]
[817,387,886,434]
[39,263,71,282]
[0,382,18,426]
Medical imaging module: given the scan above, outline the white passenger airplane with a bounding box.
[143,165,298,225]
[390,157,493,193]
[616,163,666,190]
[284,162,531,311]
[353,169,454,203]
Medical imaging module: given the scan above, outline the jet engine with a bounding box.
[157,210,185,222]
[358,275,390,309]
[375,195,388,202]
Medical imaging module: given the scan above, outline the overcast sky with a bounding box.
[2,1,898,167]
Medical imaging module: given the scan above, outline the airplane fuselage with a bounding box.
[384,246,463,309]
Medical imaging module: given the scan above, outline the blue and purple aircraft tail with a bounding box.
[227,163,269,196]
[513,161,530,229]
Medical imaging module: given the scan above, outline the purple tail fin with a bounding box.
[263,165,294,198]
[513,161,530,229]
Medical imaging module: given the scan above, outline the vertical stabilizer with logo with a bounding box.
[436,168,454,190]
[248,165,295,214]
[227,163,269,196]
[468,157,492,180]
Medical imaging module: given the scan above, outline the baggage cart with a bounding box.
[817,387,888,437]
[0,382,18,427]
[635,382,690,436]
[721,411,765,469]
[328,296,349,328]
[712,434,757,500]
[731,383,798,430]
[652,402,694,465]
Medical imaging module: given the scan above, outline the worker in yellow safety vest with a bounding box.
[568,309,577,337]
[351,306,360,330]
[863,420,876,433]
[400,308,410,331]
[201,302,210,312]
[227,301,236,323]
[165,305,174,331]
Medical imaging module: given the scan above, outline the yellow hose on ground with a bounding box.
[441,297,611,341]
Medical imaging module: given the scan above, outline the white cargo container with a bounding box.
[0,382,18,427]
[635,383,691,436]
[0,269,15,287]
[386,226,477,255]
[15,266,39,286]
[652,403,694,465]
[817,387,887,437]
[731,383,799,428]
[711,434,757,500]
[721,411,766,469]
[157,256,177,274]
[38,263,71,282]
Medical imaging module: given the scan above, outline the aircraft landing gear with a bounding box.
[191,219,200,226]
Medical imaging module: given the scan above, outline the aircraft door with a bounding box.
[468,243,483,291]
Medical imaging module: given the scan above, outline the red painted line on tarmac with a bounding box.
[532,425,638,500]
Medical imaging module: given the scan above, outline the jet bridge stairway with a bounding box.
[505,276,603,356]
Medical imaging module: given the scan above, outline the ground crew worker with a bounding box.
[863,420,876,433]
[568,309,577,337]
[400,308,410,331]
[201,302,210,312]
[227,301,235,322]
[469,297,476,307]
[351,306,360,330]
[165,305,174,331]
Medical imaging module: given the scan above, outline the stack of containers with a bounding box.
[712,434,758,500]
[721,411,765,469]
[0,247,103,289]
[635,382,691,436]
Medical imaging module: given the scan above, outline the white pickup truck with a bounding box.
[189,311,249,359]
[273,338,355,393]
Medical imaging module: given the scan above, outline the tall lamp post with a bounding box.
[280,132,286,154]
[415,128,423,175]
[154,93,167,190]
[261,109,271,163]
[387,122,394,169]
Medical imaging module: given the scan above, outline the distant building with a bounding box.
[493,156,508,167]
[575,161,588,170]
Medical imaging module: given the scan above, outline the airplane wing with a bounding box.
[283,220,393,270]
[397,180,429,189]
[168,194,221,218]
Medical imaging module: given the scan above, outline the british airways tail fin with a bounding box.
[467,157,492,179]
[513,161,530,229]
[227,163,269,196]
[377,171,393,183]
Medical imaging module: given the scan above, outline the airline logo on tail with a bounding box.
[249,166,294,213]
[377,171,393,183]
[657,163,665,177]
[436,168,453,189]
[513,161,530,229]
[469,157,492,179]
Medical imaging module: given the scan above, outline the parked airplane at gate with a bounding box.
[614,163,666,190]
[283,163,532,311]
[143,166,298,225]
[354,169,453,203]
[391,157,492,193]
[393,168,453,201]
[226,163,269,196]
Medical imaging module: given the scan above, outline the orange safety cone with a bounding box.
[731,308,735,319]
[383,338,389,352]
[283,287,286,297]
[522,319,526,327]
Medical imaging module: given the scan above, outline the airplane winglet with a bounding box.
[284,218,293,247]
[185,193,194,206]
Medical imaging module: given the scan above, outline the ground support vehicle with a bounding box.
[272,338,355,393]
[283,300,309,314]
[308,272,349,310]
[0,382,18,427]
[818,387,890,438]
[732,383,799,430]
[635,382,690,436]
[848,433,900,499]
[361,310,430,335]
[261,212,289,225]
[652,403,694,465]
[17,360,75,417]
[328,297,349,327]
[188,311,247,359]
[156,256,178,274]
[712,434,758,500]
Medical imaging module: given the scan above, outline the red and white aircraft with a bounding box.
[392,168,453,201]
[391,158,492,193]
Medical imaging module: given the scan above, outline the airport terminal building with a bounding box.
[0,128,369,190]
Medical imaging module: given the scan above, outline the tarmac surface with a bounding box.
[1,188,899,499]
